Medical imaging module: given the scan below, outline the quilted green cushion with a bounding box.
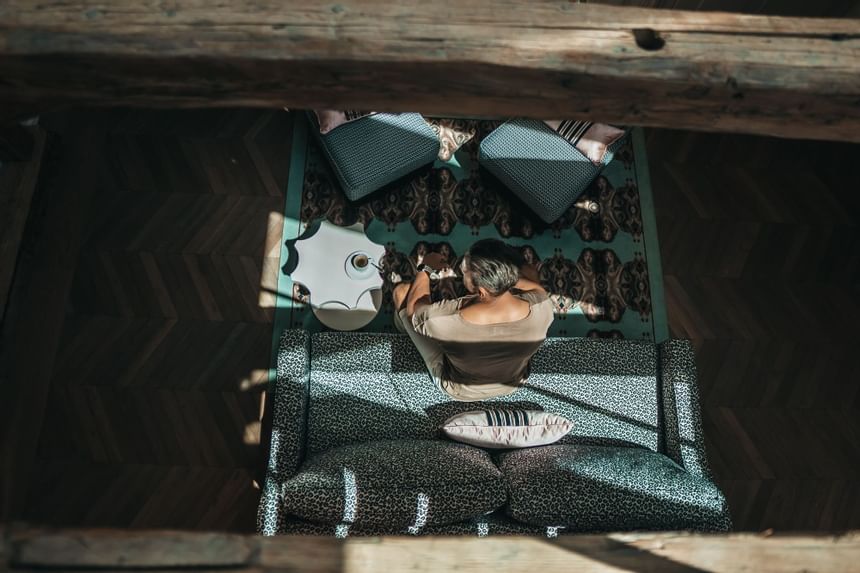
[479,119,626,223]
[498,445,731,532]
[311,112,440,201]
[283,440,506,529]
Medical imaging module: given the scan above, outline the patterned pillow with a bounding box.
[442,410,572,449]
[314,110,378,134]
[424,118,475,161]
[544,120,625,166]
[282,440,507,530]
[498,444,730,531]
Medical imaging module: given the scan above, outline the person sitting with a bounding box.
[392,238,554,401]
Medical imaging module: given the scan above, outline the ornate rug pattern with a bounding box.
[284,119,665,340]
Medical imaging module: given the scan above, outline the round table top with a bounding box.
[291,221,386,331]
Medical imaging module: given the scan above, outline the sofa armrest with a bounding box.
[257,328,310,535]
[658,339,714,480]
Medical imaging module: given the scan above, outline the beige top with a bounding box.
[412,290,554,400]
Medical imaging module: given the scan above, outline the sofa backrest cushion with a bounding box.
[283,439,506,530]
[307,332,661,454]
[497,444,730,531]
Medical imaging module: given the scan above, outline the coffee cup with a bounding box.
[352,254,369,269]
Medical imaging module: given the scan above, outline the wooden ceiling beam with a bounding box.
[1,1,859,141]
[6,527,860,571]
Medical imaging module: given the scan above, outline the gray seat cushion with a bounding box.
[282,439,506,529]
[307,332,660,455]
[497,444,731,532]
[479,119,627,223]
[310,112,440,201]
[277,510,554,537]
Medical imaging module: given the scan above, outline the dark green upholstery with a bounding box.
[659,339,714,479]
[479,119,628,223]
[257,329,309,536]
[257,329,731,536]
[306,332,661,455]
[498,444,730,532]
[276,510,550,537]
[282,440,506,530]
[308,112,440,201]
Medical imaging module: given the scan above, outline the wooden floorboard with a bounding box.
[647,127,860,530]
[0,127,46,324]
[0,127,104,521]
[23,461,259,530]
[0,108,292,530]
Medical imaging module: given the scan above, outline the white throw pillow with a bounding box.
[442,410,573,449]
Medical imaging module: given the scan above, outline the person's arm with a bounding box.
[406,251,448,319]
[514,263,546,295]
[405,270,432,319]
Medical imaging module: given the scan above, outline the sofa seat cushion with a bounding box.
[277,510,549,537]
[497,445,730,532]
[282,440,507,530]
[307,332,661,456]
[309,111,440,201]
[478,119,627,223]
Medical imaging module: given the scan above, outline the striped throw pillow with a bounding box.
[314,110,378,134]
[442,410,573,449]
[553,120,594,146]
[544,120,626,166]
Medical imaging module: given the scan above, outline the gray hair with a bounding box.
[464,239,521,297]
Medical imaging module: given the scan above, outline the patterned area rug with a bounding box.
[282,118,666,340]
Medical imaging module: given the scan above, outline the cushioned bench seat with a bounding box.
[257,329,730,536]
[479,119,628,223]
[308,112,440,201]
[307,332,661,455]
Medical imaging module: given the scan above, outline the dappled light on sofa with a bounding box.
[407,493,430,535]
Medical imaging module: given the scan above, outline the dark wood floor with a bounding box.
[647,130,860,530]
[0,109,293,530]
[0,109,858,532]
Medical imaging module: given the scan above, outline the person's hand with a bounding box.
[420,251,448,271]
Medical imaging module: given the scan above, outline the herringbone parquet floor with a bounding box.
[1,109,858,531]
[0,108,292,530]
[647,130,860,530]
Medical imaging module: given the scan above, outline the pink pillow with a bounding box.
[442,410,573,449]
[544,120,625,166]
[314,110,377,134]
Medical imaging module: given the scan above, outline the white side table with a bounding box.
[291,221,386,331]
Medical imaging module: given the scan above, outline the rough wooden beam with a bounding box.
[0,1,858,142]
[10,530,257,569]
[4,527,860,572]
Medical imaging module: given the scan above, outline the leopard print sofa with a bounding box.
[257,329,730,536]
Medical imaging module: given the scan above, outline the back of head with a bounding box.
[464,239,522,297]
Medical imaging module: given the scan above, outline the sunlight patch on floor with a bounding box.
[239,368,270,391]
[259,210,285,309]
[243,421,261,445]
